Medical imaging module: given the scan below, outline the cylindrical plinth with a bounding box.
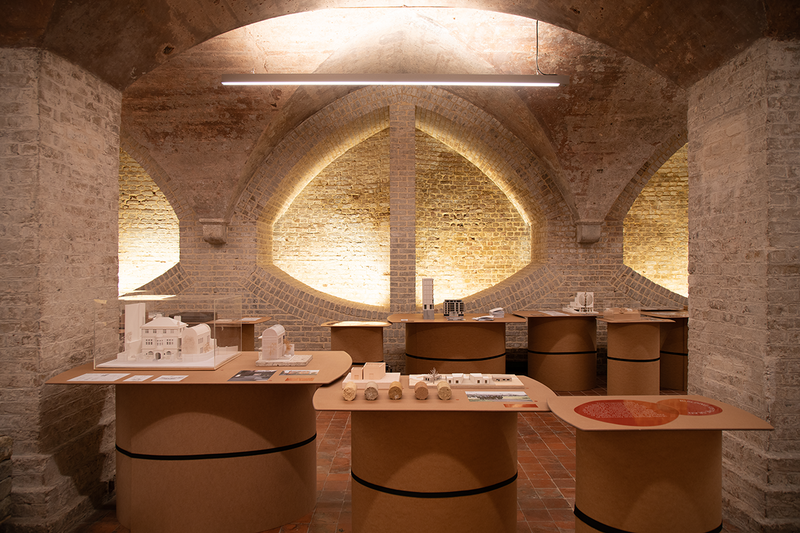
[351,411,518,533]
[659,319,688,390]
[330,326,385,364]
[116,384,317,533]
[606,322,660,395]
[404,322,506,374]
[527,316,597,391]
[575,429,722,533]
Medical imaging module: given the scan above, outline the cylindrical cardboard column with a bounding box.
[330,326,384,364]
[404,322,506,374]
[659,319,688,390]
[116,384,317,533]
[606,322,660,395]
[575,429,722,533]
[527,316,597,391]
[351,411,518,533]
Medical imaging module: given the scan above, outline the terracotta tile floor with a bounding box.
[75,380,744,533]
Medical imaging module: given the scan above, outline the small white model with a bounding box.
[565,292,594,313]
[422,278,435,319]
[115,304,219,364]
[343,362,401,389]
[443,299,465,320]
[257,324,312,366]
[408,369,523,389]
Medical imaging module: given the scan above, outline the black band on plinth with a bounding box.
[661,350,689,357]
[528,349,597,356]
[116,433,316,461]
[574,506,722,533]
[606,356,660,363]
[352,471,517,499]
[406,353,505,362]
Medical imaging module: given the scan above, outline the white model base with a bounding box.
[256,354,313,367]
[342,372,402,389]
[408,373,524,389]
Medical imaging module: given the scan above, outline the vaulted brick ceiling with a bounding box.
[3,1,798,223]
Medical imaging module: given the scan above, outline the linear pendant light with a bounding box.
[221,73,568,87]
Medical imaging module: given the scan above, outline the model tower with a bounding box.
[422,278,434,319]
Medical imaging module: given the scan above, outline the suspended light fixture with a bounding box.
[221,73,567,87]
[222,20,566,88]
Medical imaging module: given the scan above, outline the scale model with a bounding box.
[257,324,312,366]
[408,369,524,389]
[342,362,401,389]
[564,292,595,313]
[99,302,239,368]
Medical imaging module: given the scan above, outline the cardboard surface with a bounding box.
[605,322,662,395]
[547,395,774,431]
[519,311,598,391]
[351,410,518,533]
[314,375,555,412]
[575,429,722,533]
[387,313,526,324]
[47,351,352,386]
[322,321,390,364]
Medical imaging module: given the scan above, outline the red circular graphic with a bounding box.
[574,399,680,427]
[657,398,723,416]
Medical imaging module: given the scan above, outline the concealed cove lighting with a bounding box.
[221,73,569,87]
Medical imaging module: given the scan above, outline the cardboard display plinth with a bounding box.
[116,384,317,533]
[659,320,688,390]
[604,322,662,395]
[575,429,721,533]
[328,326,386,364]
[351,411,518,533]
[404,321,506,374]
[528,351,597,391]
[516,312,598,392]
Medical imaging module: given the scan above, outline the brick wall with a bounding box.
[688,38,800,532]
[118,149,179,294]
[623,144,688,296]
[0,49,119,532]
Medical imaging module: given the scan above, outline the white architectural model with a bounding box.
[566,292,594,313]
[408,371,523,389]
[257,324,311,366]
[343,362,401,389]
[112,303,224,365]
[422,278,434,319]
[443,299,465,320]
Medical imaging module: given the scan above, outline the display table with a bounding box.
[387,313,525,374]
[548,396,772,533]
[514,310,598,391]
[321,321,391,364]
[597,315,673,395]
[314,375,556,533]
[208,316,271,351]
[642,310,689,390]
[47,351,351,533]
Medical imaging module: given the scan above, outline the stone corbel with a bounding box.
[199,218,228,245]
[576,220,603,244]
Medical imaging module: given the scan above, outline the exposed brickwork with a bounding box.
[273,129,391,306]
[0,49,120,532]
[389,102,417,314]
[416,129,530,301]
[118,149,179,294]
[688,38,800,532]
[623,144,689,296]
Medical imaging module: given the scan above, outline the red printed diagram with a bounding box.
[574,398,723,427]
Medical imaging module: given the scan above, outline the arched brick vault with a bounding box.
[239,85,570,267]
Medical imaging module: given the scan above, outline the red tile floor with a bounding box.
[76,380,744,533]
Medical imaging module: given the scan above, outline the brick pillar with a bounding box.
[386,102,416,368]
[688,38,800,532]
[0,49,120,532]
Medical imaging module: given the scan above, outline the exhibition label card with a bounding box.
[280,370,319,376]
[124,375,153,382]
[69,373,129,382]
[466,390,533,402]
[152,375,189,382]
[228,370,276,382]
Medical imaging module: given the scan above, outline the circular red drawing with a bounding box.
[657,398,723,416]
[574,399,680,427]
